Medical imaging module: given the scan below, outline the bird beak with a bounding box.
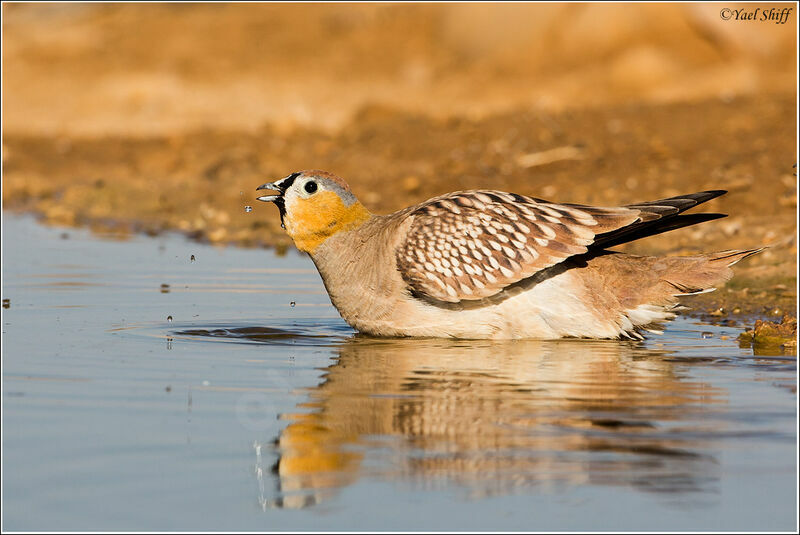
[256,172,301,202]
[255,182,282,203]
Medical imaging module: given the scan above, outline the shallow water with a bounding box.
[2,214,796,531]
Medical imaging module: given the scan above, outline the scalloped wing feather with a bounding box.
[395,190,641,303]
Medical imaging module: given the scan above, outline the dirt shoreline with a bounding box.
[3,95,797,319]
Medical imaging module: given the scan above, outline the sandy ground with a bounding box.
[2,4,797,319]
[3,4,796,135]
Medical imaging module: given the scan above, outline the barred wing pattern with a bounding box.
[396,190,642,303]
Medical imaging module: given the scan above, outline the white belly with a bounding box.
[342,269,668,340]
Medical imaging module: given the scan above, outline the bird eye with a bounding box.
[304,181,318,194]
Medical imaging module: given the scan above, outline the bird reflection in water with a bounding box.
[259,336,723,509]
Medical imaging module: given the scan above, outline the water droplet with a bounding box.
[290,301,296,307]
[202,380,210,386]
[190,254,196,263]
[245,206,253,213]
[2,298,10,309]
[160,283,170,294]
[167,315,173,322]
[701,331,714,339]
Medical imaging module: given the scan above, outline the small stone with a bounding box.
[274,243,289,257]
[738,315,797,352]
[208,228,228,243]
[402,176,421,193]
[541,185,557,198]
[721,221,742,237]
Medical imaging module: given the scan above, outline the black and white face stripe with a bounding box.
[256,172,302,197]
[255,172,303,227]
[273,172,301,192]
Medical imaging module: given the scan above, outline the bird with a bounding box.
[256,170,761,340]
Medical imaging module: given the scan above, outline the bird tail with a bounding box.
[661,248,764,296]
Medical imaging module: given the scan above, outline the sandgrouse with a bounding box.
[257,170,759,339]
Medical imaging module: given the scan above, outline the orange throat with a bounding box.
[284,191,371,253]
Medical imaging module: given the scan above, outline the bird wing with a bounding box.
[395,189,726,303]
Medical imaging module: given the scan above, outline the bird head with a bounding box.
[257,170,371,253]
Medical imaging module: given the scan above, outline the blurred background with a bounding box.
[3,3,796,135]
[2,2,797,311]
